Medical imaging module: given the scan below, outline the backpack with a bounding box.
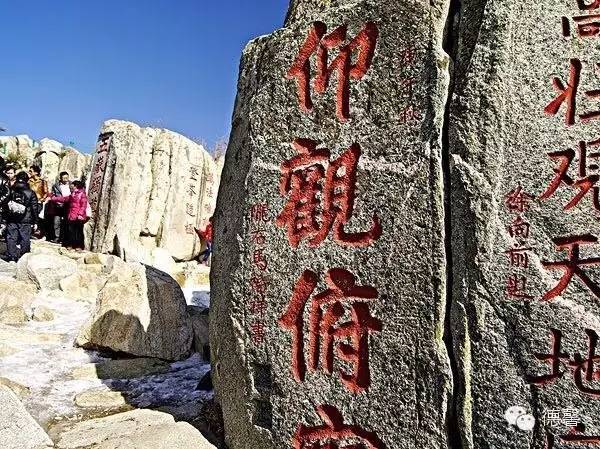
[7,190,27,217]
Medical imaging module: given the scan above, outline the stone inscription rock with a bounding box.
[86,120,219,263]
[211,1,452,448]
[449,0,600,447]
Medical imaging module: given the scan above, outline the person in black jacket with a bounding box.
[0,157,11,215]
[4,171,38,262]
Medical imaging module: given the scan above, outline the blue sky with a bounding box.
[1,0,289,153]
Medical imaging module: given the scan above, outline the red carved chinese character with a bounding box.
[251,229,266,245]
[249,297,267,315]
[506,274,533,299]
[542,234,600,300]
[508,215,531,239]
[563,14,600,38]
[251,203,269,222]
[250,320,266,344]
[399,105,423,124]
[293,404,385,449]
[253,249,267,270]
[287,21,379,121]
[505,186,534,213]
[251,275,268,295]
[529,329,600,398]
[540,139,600,210]
[545,59,600,125]
[276,139,382,248]
[545,59,581,125]
[278,269,382,393]
[578,0,600,11]
[505,247,531,268]
[546,426,600,448]
[527,328,569,386]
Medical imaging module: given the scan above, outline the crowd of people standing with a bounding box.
[0,156,90,262]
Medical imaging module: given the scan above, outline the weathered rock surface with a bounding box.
[71,357,170,380]
[74,389,127,409]
[0,135,36,166]
[76,263,193,361]
[59,271,100,302]
[447,0,600,447]
[188,305,209,359]
[32,305,55,322]
[211,1,451,448]
[55,409,215,449]
[18,253,78,290]
[59,147,91,181]
[86,120,220,264]
[0,305,29,324]
[35,138,62,183]
[0,385,53,449]
[0,278,37,310]
[0,377,30,397]
[0,324,62,345]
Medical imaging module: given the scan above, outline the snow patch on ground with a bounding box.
[0,286,212,428]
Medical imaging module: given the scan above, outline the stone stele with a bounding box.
[448,0,600,448]
[86,120,219,263]
[211,1,452,448]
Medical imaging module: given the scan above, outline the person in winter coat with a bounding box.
[4,171,38,262]
[0,157,11,219]
[46,171,71,242]
[195,216,213,265]
[51,180,89,250]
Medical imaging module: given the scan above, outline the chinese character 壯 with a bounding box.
[542,234,600,300]
[505,186,534,213]
[278,268,382,393]
[287,21,379,121]
[276,139,382,248]
[292,404,386,449]
[528,328,600,398]
[506,274,534,299]
[540,139,600,211]
[544,59,600,125]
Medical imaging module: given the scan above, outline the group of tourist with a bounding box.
[0,156,90,262]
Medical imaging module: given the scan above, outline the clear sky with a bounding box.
[1,0,289,153]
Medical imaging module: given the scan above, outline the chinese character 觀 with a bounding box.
[276,139,382,248]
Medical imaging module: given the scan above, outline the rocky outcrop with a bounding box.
[55,409,215,449]
[34,138,62,183]
[75,262,193,361]
[0,385,54,449]
[58,147,91,181]
[0,135,36,167]
[86,120,220,264]
[17,253,78,290]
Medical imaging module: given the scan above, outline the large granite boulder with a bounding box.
[448,0,600,447]
[0,386,53,449]
[17,253,78,290]
[86,120,220,264]
[75,262,193,361]
[58,147,90,181]
[55,409,215,449]
[0,135,36,166]
[35,138,62,183]
[211,1,451,448]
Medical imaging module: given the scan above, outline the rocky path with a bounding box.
[0,241,216,448]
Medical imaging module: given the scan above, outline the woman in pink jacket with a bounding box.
[51,180,89,250]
